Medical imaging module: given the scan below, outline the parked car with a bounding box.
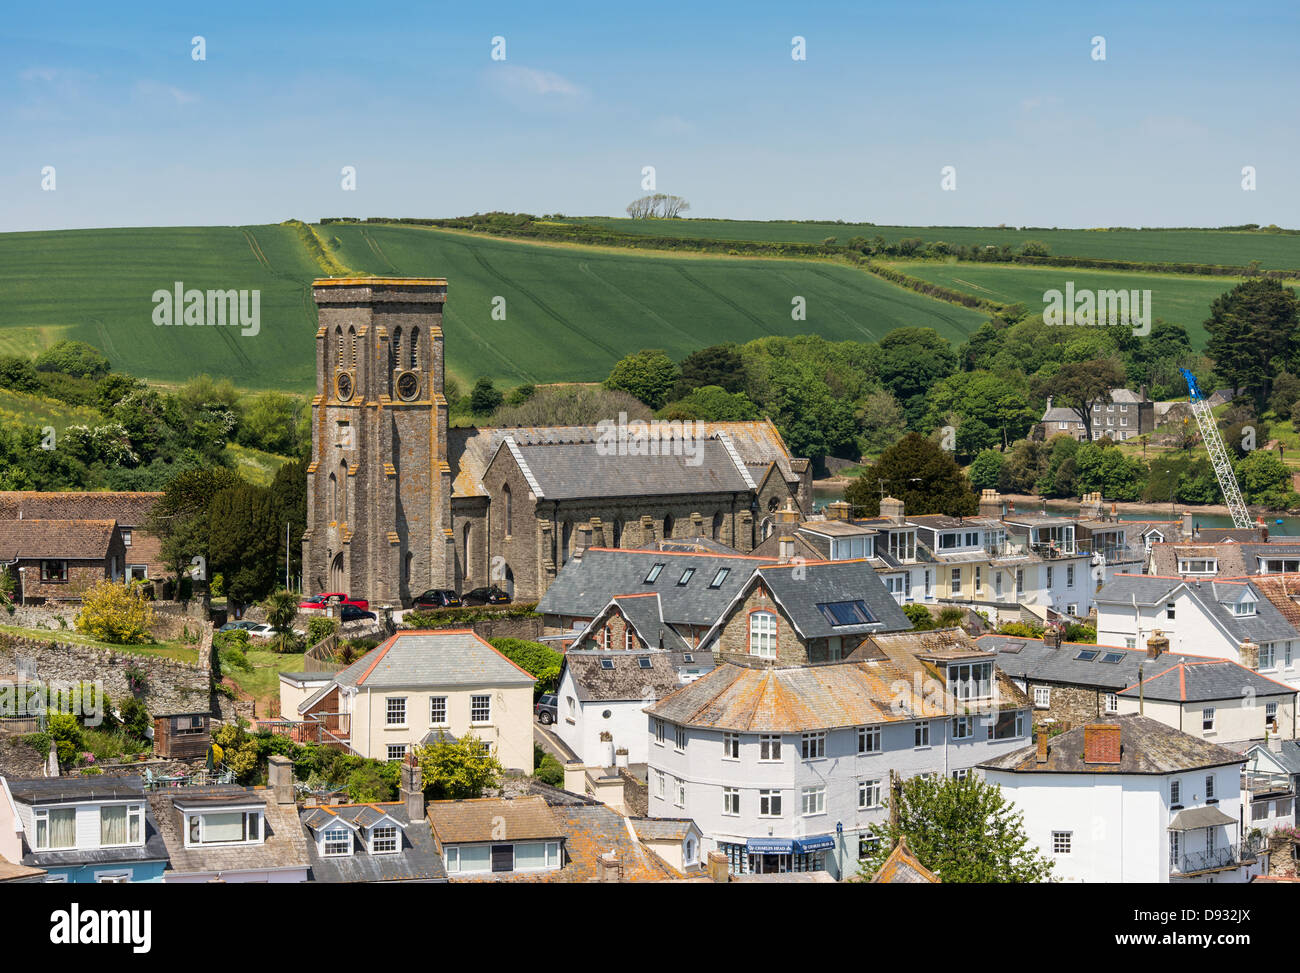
[462,585,511,606]
[413,589,461,610]
[218,620,258,633]
[340,604,377,624]
[247,623,277,638]
[299,592,370,611]
[534,694,558,725]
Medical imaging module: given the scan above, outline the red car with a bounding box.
[299,592,370,611]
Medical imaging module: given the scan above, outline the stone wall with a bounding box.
[713,583,809,666]
[0,633,214,719]
[1029,680,1113,730]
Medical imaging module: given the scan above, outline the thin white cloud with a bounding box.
[134,80,200,106]
[486,65,588,106]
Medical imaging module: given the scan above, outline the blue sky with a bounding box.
[3,0,1298,232]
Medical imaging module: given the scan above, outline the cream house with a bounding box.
[1115,657,1297,743]
[282,630,536,771]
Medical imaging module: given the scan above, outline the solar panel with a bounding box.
[818,600,876,626]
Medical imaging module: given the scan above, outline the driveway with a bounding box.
[534,721,578,763]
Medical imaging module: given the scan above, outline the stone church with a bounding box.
[302,278,811,608]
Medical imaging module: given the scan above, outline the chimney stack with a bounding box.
[706,851,730,883]
[267,754,295,805]
[1239,639,1259,670]
[1083,724,1122,765]
[401,753,425,821]
[879,496,905,525]
[1042,627,1062,650]
[1146,629,1169,660]
[978,489,1002,519]
[1181,511,1193,538]
[1036,729,1049,764]
[596,851,621,883]
[826,500,851,522]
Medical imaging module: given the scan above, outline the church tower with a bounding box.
[302,278,454,607]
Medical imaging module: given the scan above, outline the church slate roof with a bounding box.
[447,420,801,499]
[508,439,752,499]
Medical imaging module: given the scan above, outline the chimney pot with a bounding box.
[1146,630,1169,660]
[1036,730,1049,764]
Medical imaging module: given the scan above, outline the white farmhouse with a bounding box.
[981,715,1265,882]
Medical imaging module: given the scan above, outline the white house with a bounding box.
[1095,576,1300,688]
[980,715,1264,883]
[645,628,1032,880]
[556,650,698,768]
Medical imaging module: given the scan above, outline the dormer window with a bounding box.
[1179,559,1217,575]
[370,825,399,854]
[830,536,869,560]
[100,804,144,847]
[185,808,264,846]
[947,661,993,700]
[323,826,352,857]
[1234,599,1257,617]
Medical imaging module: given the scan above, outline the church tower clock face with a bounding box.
[335,370,355,401]
[395,370,420,401]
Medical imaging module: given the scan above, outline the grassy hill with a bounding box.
[321,223,988,386]
[555,218,1300,270]
[883,261,1300,347]
[0,222,988,391]
[3,218,1298,393]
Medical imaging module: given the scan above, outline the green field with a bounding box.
[885,261,1300,347]
[557,218,1300,270]
[300,223,990,385]
[0,225,325,391]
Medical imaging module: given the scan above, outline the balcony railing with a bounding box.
[1171,840,1256,875]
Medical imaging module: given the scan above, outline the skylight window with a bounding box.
[644,563,665,583]
[682,653,694,663]
[599,658,614,670]
[709,568,730,589]
[817,600,876,626]
[1099,652,1124,664]
[1074,649,1099,662]
[637,657,652,669]
[677,568,695,586]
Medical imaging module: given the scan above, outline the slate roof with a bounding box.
[629,817,697,842]
[737,559,913,640]
[0,491,159,527]
[505,439,753,500]
[300,802,446,883]
[447,419,800,499]
[9,776,169,870]
[602,593,692,652]
[563,650,689,703]
[1117,659,1295,703]
[0,519,118,560]
[427,795,562,844]
[148,785,310,877]
[333,629,536,690]
[536,548,778,626]
[647,641,960,732]
[1250,739,1300,776]
[979,714,1247,775]
[1150,542,1300,577]
[976,634,1197,691]
[1095,575,1300,644]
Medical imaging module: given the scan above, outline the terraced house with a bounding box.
[645,627,1031,879]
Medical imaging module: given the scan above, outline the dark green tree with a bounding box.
[208,481,279,605]
[673,344,747,397]
[1204,278,1300,409]
[469,377,504,415]
[856,773,1054,883]
[147,467,244,579]
[603,349,680,410]
[844,433,978,517]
